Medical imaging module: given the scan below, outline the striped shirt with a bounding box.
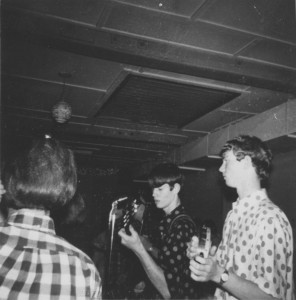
[0,209,101,300]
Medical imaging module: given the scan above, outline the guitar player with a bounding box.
[123,192,162,299]
[96,192,161,299]
[119,163,201,299]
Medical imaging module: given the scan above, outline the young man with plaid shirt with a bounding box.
[0,137,101,299]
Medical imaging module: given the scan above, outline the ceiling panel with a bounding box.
[240,40,296,69]
[3,77,62,112]
[104,4,256,55]
[97,75,240,128]
[196,0,296,42]
[2,40,123,90]
[3,77,105,118]
[3,0,106,25]
[221,91,293,113]
[114,0,206,17]
[184,110,249,132]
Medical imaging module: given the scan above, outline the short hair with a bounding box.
[4,137,77,210]
[148,163,184,189]
[220,135,272,180]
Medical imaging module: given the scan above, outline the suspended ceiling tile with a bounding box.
[223,91,293,113]
[2,0,106,26]
[184,110,249,132]
[3,77,104,117]
[2,40,123,90]
[175,22,255,54]
[104,4,255,54]
[196,0,296,43]
[114,0,207,17]
[97,75,239,128]
[240,40,296,69]
[64,87,106,117]
[182,90,294,140]
[2,77,61,111]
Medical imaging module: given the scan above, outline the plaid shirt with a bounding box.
[0,209,101,300]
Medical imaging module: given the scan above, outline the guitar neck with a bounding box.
[122,198,144,235]
[197,225,211,258]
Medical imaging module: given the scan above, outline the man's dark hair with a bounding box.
[4,137,77,210]
[148,163,184,189]
[220,135,272,180]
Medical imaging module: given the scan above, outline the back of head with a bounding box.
[4,136,77,210]
[148,162,184,189]
[220,135,272,180]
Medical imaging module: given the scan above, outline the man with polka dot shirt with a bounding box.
[188,135,294,300]
[119,163,199,299]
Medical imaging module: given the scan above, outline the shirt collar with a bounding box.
[163,204,185,223]
[233,189,268,212]
[7,209,56,234]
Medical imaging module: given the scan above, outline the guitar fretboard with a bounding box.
[197,225,211,258]
[122,198,141,235]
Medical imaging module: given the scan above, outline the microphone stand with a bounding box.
[104,197,128,298]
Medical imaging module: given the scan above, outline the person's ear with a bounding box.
[173,183,181,194]
[243,155,252,169]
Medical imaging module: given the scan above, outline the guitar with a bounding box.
[194,225,211,258]
[122,198,164,299]
[103,197,147,299]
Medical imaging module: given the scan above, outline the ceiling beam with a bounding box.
[2,113,189,145]
[171,99,296,165]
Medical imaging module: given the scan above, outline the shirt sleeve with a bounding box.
[255,213,294,300]
[160,219,195,294]
[90,264,102,299]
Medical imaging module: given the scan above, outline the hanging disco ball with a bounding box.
[52,101,72,123]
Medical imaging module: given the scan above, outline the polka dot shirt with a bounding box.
[215,189,294,300]
[158,205,198,299]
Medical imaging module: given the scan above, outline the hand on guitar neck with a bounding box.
[119,198,159,259]
[121,199,145,235]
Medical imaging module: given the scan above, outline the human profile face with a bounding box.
[152,183,179,214]
[219,150,245,188]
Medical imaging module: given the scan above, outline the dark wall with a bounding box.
[267,150,296,284]
[180,168,224,235]
[268,150,296,243]
[55,162,131,257]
